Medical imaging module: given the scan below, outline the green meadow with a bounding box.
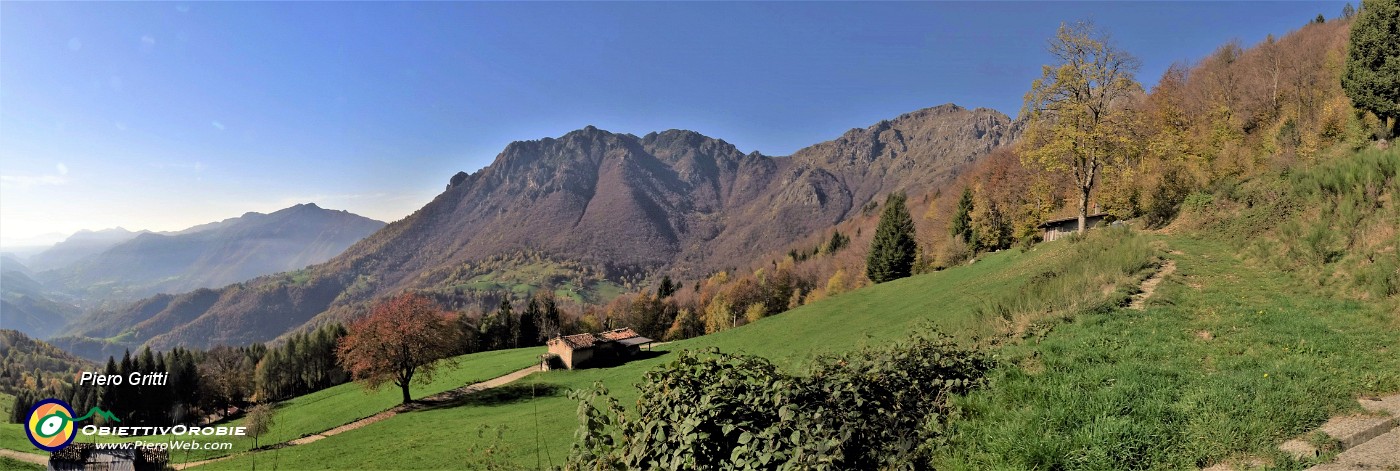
[196,229,1162,470]
[0,348,540,462]
[0,455,42,471]
[195,227,1400,470]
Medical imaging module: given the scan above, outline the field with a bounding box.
[935,236,1400,469]
[0,392,12,423]
[0,348,541,462]
[196,230,1161,470]
[193,225,1400,470]
[0,455,42,471]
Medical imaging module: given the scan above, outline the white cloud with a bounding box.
[0,174,67,188]
[1,163,71,189]
[211,121,225,131]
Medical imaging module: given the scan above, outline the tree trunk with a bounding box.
[1078,186,1090,233]
[1078,157,1099,233]
[400,367,414,404]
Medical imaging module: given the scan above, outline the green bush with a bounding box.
[566,331,991,470]
[1181,192,1215,213]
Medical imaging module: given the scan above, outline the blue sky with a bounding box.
[0,1,1347,247]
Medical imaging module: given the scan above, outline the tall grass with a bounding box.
[935,236,1400,470]
[1182,148,1399,307]
[977,227,1160,338]
[1268,149,1398,304]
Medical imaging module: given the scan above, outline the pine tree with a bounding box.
[866,192,918,283]
[1343,0,1400,140]
[539,292,562,339]
[949,188,974,243]
[825,231,849,254]
[493,298,516,349]
[519,298,542,346]
[656,275,677,298]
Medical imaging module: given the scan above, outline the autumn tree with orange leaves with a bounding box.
[337,293,459,404]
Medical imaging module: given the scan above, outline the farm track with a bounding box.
[0,448,47,465]
[1129,258,1177,310]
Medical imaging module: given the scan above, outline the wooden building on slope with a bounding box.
[543,328,654,370]
[1038,213,1110,242]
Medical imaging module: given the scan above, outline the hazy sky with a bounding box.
[0,1,1347,247]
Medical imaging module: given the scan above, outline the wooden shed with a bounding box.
[544,328,653,370]
[1039,213,1110,242]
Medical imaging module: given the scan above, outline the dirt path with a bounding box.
[1129,258,1177,310]
[176,365,539,469]
[0,448,47,466]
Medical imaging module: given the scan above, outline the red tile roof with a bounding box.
[599,328,641,341]
[551,333,600,349]
[548,327,654,351]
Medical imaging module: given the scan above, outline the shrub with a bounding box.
[1181,192,1215,213]
[566,331,992,470]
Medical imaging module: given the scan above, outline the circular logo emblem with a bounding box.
[26,398,77,452]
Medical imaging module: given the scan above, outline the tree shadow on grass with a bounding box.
[410,383,566,412]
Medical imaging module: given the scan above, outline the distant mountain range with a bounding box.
[24,228,146,272]
[56,103,1018,354]
[1,256,82,339]
[40,203,385,303]
[0,204,380,345]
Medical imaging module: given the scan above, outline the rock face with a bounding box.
[90,104,1018,351]
[372,103,1016,280]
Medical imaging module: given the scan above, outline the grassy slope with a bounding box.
[22,147,1399,470]
[204,228,1399,470]
[0,456,43,471]
[0,392,11,423]
[936,235,1400,469]
[0,348,539,461]
[198,246,1079,470]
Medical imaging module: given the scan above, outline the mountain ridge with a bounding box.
[74,103,1018,352]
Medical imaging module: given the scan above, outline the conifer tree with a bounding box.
[520,297,542,346]
[1343,0,1400,140]
[656,275,677,298]
[866,192,918,283]
[950,188,974,243]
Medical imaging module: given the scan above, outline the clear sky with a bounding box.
[0,1,1348,247]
